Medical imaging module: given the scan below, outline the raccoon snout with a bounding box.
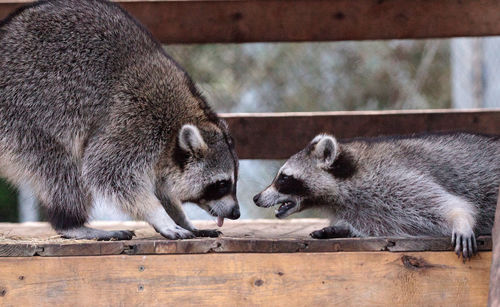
[253,193,263,207]
[228,206,240,220]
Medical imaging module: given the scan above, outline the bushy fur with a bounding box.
[0,0,239,240]
[254,132,500,259]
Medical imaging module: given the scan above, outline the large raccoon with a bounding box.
[254,133,500,259]
[0,0,240,240]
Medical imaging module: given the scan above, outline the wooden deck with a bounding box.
[0,220,493,306]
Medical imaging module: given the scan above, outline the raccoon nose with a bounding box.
[229,206,240,220]
[253,193,261,204]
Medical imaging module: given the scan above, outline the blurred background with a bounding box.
[1,37,500,222]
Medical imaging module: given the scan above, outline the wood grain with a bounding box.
[222,109,500,159]
[0,252,491,306]
[0,221,492,257]
[488,187,500,306]
[3,0,500,43]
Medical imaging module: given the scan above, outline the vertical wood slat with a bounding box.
[488,188,500,306]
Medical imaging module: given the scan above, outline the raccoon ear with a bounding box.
[179,124,208,155]
[311,134,339,168]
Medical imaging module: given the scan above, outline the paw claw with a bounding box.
[451,230,477,262]
[193,229,222,238]
[310,230,323,239]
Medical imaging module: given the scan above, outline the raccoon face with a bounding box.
[166,123,240,225]
[254,134,356,218]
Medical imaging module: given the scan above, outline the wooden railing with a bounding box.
[223,109,500,159]
[2,0,500,43]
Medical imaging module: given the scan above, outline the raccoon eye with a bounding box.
[202,180,232,201]
[217,180,228,188]
[277,174,291,184]
[275,174,310,196]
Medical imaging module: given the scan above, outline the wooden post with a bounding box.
[488,187,500,306]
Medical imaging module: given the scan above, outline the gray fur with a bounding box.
[0,0,239,240]
[254,133,500,259]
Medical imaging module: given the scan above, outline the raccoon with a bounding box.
[254,133,500,259]
[0,0,240,240]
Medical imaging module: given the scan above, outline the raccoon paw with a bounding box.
[109,230,136,241]
[451,230,478,261]
[193,229,222,238]
[59,227,135,241]
[157,225,195,240]
[310,226,352,239]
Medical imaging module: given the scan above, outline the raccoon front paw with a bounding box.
[110,230,136,241]
[157,225,195,240]
[451,230,478,261]
[192,229,222,238]
[310,226,352,239]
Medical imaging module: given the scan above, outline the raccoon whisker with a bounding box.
[211,203,223,216]
[208,204,222,217]
[208,208,216,216]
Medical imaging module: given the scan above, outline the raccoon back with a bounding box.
[0,0,167,139]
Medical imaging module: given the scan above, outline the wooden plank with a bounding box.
[222,109,500,159]
[0,244,37,257]
[488,187,500,306]
[3,0,500,43]
[0,221,492,256]
[0,252,491,306]
[36,242,125,257]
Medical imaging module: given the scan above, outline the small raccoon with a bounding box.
[254,133,500,259]
[0,0,240,240]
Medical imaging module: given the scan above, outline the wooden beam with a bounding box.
[0,221,492,257]
[222,109,500,159]
[0,252,491,306]
[0,235,492,257]
[2,0,500,43]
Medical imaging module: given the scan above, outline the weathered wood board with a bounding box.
[222,109,500,159]
[488,187,500,306]
[0,220,492,257]
[3,0,500,43]
[0,252,491,306]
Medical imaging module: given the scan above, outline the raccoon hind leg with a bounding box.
[48,201,135,240]
[59,227,135,241]
[2,130,134,241]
